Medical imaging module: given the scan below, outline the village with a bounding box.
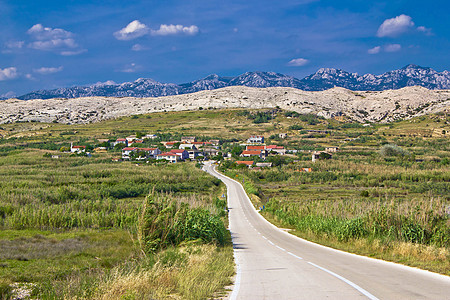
[68,133,339,168]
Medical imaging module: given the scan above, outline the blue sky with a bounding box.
[1,0,449,96]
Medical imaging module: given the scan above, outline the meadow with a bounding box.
[0,146,232,299]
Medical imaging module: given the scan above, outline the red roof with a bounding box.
[72,145,86,148]
[236,161,254,165]
[192,141,212,145]
[247,145,266,150]
[166,141,178,145]
[122,147,137,151]
[158,152,176,156]
[139,148,158,151]
[170,149,187,153]
[116,138,127,141]
[242,150,262,156]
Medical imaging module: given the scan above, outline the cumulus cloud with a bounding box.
[417,26,432,35]
[26,24,85,55]
[151,24,199,36]
[0,67,18,81]
[27,24,73,40]
[367,46,381,54]
[114,20,149,40]
[33,66,63,75]
[287,58,309,67]
[385,44,401,52]
[377,14,414,37]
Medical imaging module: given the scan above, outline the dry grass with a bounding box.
[91,244,233,300]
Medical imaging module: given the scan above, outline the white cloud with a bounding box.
[25,74,35,80]
[287,58,308,67]
[27,24,73,40]
[385,44,401,52]
[28,38,78,50]
[91,80,117,87]
[33,66,63,75]
[0,67,18,81]
[27,24,84,54]
[367,46,381,54]
[417,26,432,35]
[131,44,147,51]
[114,20,149,40]
[5,41,24,49]
[377,14,414,37]
[60,49,87,56]
[151,24,199,36]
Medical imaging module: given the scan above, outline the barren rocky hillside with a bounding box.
[1,86,449,124]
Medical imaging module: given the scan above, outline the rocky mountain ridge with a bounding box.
[15,65,450,100]
[2,86,449,125]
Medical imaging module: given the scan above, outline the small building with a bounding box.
[157,152,181,163]
[113,138,128,147]
[163,141,178,149]
[181,136,196,143]
[93,147,108,153]
[203,148,219,157]
[179,143,197,150]
[247,135,264,144]
[236,161,254,168]
[144,134,158,139]
[140,147,162,158]
[241,150,264,159]
[279,133,288,139]
[169,149,189,160]
[312,151,332,162]
[266,145,286,155]
[122,147,138,159]
[325,147,339,153]
[187,149,203,160]
[255,162,272,168]
[71,145,86,153]
[246,145,266,151]
[209,139,220,146]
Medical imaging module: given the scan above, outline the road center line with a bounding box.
[287,251,303,260]
[307,262,379,300]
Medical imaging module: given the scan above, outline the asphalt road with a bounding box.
[203,162,450,300]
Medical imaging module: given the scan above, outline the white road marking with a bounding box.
[230,251,242,300]
[275,245,285,251]
[307,262,379,300]
[287,251,303,260]
[268,240,274,246]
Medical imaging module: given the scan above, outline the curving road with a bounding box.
[203,162,450,299]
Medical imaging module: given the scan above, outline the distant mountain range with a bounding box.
[15,64,450,100]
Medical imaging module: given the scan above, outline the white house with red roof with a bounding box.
[157,152,180,163]
[241,150,264,159]
[266,145,286,155]
[70,144,86,153]
[169,149,189,160]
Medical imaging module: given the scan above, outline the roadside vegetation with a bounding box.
[0,108,449,298]
[0,147,232,299]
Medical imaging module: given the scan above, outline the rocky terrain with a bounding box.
[15,65,450,100]
[1,86,449,125]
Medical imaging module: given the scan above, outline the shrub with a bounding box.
[379,144,409,157]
